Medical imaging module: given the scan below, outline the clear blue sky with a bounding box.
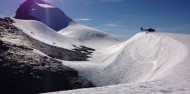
[0,0,190,38]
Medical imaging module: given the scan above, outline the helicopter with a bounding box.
[140,27,155,32]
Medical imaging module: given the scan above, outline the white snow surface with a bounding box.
[58,22,122,49]
[35,3,55,8]
[13,19,80,49]
[44,32,190,94]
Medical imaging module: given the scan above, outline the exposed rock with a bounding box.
[14,0,40,20]
[0,17,14,24]
[72,45,96,57]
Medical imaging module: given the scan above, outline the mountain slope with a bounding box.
[45,32,190,94]
[13,19,79,49]
[13,19,122,51]
[0,17,95,94]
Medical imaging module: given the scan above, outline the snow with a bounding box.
[35,2,55,8]
[13,19,80,49]
[59,21,122,49]
[13,19,122,50]
[43,32,190,94]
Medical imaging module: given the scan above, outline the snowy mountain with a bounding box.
[14,0,72,31]
[1,0,190,94]
[0,0,123,93]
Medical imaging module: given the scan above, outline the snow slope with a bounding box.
[58,22,122,49]
[13,19,80,49]
[44,32,190,94]
[13,19,122,50]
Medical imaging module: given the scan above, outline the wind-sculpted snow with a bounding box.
[46,32,190,94]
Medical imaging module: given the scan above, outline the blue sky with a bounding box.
[0,0,190,38]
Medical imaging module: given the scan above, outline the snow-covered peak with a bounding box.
[14,0,72,31]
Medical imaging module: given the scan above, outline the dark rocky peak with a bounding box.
[14,0,39,20]
[14,0,72,31]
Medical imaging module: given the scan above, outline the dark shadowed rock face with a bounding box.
[14,0,72,31]
[14,0,40,20]
[0,17,95,94]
